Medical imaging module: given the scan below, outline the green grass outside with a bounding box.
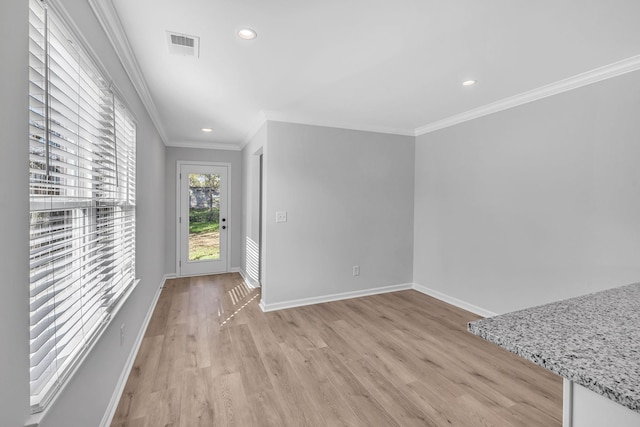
[189,207,220,232]
[189,221,220,234]
[189,207,220,261]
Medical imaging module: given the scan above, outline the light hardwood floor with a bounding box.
[111,273,562,426]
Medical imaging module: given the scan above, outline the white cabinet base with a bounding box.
[563,379,640,427]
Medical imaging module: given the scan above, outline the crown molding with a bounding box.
[165,141,242,151]
[80,3,640,145]
[88,0,169,145]
[262,110,416,137]
[415,54,640,136]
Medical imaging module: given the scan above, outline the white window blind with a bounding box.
[28,0,137,412]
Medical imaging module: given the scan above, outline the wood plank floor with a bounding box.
[111,273,562,426]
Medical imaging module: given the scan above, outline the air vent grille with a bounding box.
[167,31,200,57]
[171,34,195,48]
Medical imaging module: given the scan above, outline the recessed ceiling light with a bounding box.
[201,128,213,132]
[238,28,257,40]
[462,80,477,87]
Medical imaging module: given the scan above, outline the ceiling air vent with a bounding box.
[167,31,200,57]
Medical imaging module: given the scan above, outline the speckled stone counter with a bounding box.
[468,283,640,414]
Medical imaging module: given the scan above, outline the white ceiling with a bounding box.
[105,0,640,148]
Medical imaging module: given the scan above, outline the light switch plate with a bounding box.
[276,211,287,223]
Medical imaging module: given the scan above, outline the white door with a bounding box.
[178,163,229,276]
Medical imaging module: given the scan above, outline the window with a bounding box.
[28,0,137,412]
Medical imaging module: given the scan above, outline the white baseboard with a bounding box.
[257,282,496,318]
[260,283,413,312]
[99,274,169,427]
[236,268,261,289]
[412,283,497,318]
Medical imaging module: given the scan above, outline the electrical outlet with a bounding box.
[276,211,287,223]
[120,324,125,346]
[353,265,360,276]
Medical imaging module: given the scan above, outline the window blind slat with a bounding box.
[31,282,107,361]
[30,242,113,305]
[28,0,136,412]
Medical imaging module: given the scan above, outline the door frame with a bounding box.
[258,152,263,285]
[176,160,232,277]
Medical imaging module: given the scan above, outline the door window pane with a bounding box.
[188,173,220,261]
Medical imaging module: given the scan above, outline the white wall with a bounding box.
[0,1,30,426]
[262,122,415,308]
[413,70,640,314]
[241,125,267,287]
[0,1,166,426]
[164,147,243,274]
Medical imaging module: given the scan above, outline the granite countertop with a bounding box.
[468,283,640,413]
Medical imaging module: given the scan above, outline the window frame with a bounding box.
[28,0,138,414]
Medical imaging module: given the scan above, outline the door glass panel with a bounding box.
[188,173,220,261]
